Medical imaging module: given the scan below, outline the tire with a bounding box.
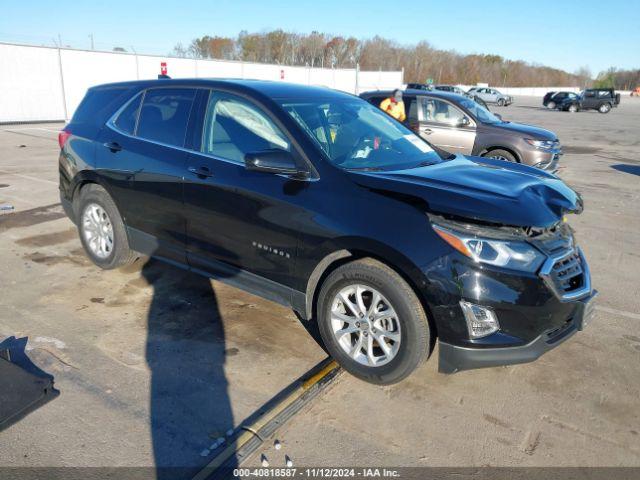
[568,104,578,113]
[598,103,611,114]
[316,258,430,385]
[76,184,138,269]
[483,149,517,163]
[497,98,505,107]
[547,101,556,109]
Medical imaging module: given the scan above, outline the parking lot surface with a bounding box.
[1,96,639,474]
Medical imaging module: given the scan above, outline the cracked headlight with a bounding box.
[433,225,545,272]
[525,138,556,151]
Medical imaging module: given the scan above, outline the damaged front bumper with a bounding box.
[438,290,597,373]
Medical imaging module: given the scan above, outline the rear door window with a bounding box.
[421,98,465,125]
[201,91,290,164]
[136,88,196,147]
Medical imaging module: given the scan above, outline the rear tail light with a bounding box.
[58,129,71,150]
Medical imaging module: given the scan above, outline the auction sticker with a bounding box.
[403,134,432,153]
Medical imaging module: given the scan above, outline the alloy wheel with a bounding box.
[330,284,401,367]
[82,203,114,259]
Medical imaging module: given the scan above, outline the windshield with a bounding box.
[280,98,443,171]
[458,97,503,124]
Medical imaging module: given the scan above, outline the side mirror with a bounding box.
[245,150,306,178]
[457,116,471,127]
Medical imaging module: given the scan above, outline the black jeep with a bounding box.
[558,88,621,113]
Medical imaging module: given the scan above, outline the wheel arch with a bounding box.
[479,145,521,163]
[304,244,438,348]
[69,172,119,219]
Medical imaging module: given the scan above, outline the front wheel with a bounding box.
[483,149,517,163]
[598,103,611,113]
[568,104,579,113]
[317,258,431,385]
[497,98,505,107]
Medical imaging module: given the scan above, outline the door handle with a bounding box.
[103,141,122,152]
[421,128,433,135]
[188,166,214,178]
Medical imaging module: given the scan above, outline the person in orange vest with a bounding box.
[379,89,406,122]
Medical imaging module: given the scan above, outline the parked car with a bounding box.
[467,87,513,106]
[543,91,579,109]
[542,91,556,106]
[361,89,562,170]
[59,79,595,385]
[406,83,432,91]
[558,88,621,113]
[434,85,490,109]
[433,85,467,96]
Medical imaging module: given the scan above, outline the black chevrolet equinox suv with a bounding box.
[59,79,597,384]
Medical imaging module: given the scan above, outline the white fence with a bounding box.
[0,42,403,123]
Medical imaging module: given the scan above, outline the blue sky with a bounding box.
[1,0,638,75]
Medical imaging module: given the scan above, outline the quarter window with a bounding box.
[114,93,142,135]
[201,92,290,163]
[136,88,196,147]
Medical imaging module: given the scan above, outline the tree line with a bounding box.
[171,30,596,87]
[593,68,640,90]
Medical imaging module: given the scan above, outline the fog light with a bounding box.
[459,301,500,339]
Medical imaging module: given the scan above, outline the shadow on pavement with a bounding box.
[141,258,236,480]
[611,163,640,176]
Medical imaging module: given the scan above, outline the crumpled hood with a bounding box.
[493,121,557,141]
[348,156,581,228]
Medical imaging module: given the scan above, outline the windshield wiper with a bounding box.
[417,160,440,167]
[345,166,385,172]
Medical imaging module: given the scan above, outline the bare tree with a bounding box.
[182,29,590,87]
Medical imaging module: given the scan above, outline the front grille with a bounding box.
[551,250,585,294]
[534,227,591,301]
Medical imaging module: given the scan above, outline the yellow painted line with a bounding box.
[192,359,340,480]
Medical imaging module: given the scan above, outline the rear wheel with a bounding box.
[598,103,611,114]
[317,258,430,385]
[547,101,556,109]
[76,184,138,269]
[483,149,517,163]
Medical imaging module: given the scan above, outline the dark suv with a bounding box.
[543,91,579,109]
[362,89,562,171]
[59,79,596,384]
[558,88,621,113]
